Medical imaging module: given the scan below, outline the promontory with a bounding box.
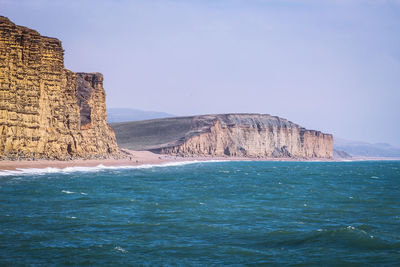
[111,114,333,159]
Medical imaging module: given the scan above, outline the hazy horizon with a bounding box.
[1,0,399,146]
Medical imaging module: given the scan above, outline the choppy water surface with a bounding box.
[0,161,399,266]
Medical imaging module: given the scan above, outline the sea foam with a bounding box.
[0,160,226,177]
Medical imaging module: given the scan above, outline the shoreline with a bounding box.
[0,150,399,172]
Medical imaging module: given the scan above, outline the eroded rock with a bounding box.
[0,16,119,159]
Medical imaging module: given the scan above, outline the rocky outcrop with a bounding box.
[0,16,119,159]
[112,114,333,158]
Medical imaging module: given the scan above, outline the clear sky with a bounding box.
[1,0,400,146]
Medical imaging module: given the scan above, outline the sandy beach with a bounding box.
[0,151,169,171]
[1,149,399,172]
[0,150,327,171]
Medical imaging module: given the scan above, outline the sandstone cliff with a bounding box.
[111,114,333,158]
[0,16,119,159]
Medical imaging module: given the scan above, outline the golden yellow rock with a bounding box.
[0,16,119,159]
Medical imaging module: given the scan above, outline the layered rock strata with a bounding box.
[112,114,333,158]
[0,16,119,159]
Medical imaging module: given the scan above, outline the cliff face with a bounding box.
[112,114,333,159]
[0,16,119,159]
[158,114,333,158]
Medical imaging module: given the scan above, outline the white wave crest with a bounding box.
[114,246,128,253]
[61,190,75,194]
[0,160,226,177]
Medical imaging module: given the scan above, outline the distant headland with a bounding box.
[111,114,333,159]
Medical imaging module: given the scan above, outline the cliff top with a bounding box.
[0,15,61,44]
[0,16,12,24]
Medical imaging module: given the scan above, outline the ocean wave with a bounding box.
[114,246,128,253]
[61,190,75,194]
[262,226,399,250]
[0,160,226,177]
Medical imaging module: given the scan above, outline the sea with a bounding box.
[0,160,399,266]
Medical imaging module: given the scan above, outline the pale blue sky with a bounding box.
[1,0,400,145]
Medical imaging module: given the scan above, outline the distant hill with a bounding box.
[107,108,175,123]
[110,113,333,158]
[334,138,400,157]
[107,109,400,158]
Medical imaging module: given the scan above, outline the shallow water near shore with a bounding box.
[0,161,399,265]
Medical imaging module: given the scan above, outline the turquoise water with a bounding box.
[0,161,399,266]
